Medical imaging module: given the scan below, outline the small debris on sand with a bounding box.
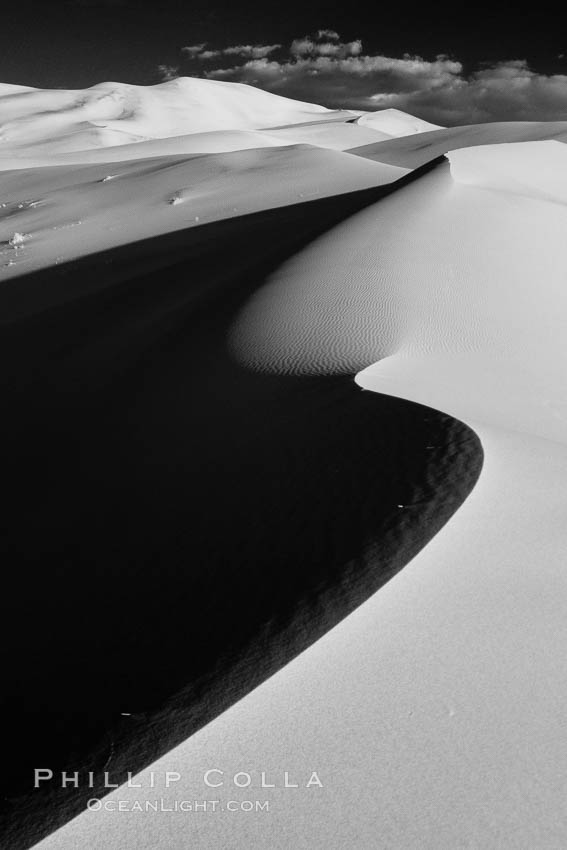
[9,232,29,248]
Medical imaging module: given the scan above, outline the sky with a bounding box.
[0,0,565,124]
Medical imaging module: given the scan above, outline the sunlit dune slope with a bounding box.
[356,107,441,136]
[231,139,567,442]
[0,77,342,155]
[0,144,407,282]
[349,120,567,167]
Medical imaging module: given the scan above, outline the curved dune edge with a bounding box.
[0,179,482,850]
[34,138,567,850]
[0,146,408,284]
[349,120,567,167]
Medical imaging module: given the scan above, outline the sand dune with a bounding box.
[0,122,396,171]
[349,119,567,167]
[0,77,341,156]
[0,117,411,172]
[0,145,407,283]
[263,121,393,150]
[231,140,567,392]
[0,178,481,850]
[193,139,567,849]
[28,137,567,850]
[0,129,287,170]
[0,78,446,162]
[356,107,441,136]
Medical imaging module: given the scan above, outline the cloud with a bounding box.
[182,43,281,61]
[223,44,281,59]
[290,36,362,59]
[374,60,567,125]
[317,29,340,41]
[200,34,567,125]
[181,44,207,58]
[157,64,179,81]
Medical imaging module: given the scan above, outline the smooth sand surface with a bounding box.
[0,130,288,170]
[356,107,441,137]
[0,77,339,155]
[262,121,393,149]
[350,120,567,167]
[0,120,389,171]
[34,138,567,850]
[0,145,407,282]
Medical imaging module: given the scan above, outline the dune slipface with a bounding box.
[148,139,566,850]
[0,171,482,849]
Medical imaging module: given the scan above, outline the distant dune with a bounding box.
[263,121,393,149]
[356,107,441,137]
[0,77,341,155]
[0,129,287,170]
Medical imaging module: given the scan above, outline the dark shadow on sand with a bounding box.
[0,156,483,848]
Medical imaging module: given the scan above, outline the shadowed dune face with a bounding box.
[0,185,483,850]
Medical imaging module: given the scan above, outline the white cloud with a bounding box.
[202,34,567,125]
[181,43,281,62]
[317,29,340,41]
[157,64,178,81]
[223,44,281,59]
[181,44,207,58]
[290,36,362,59]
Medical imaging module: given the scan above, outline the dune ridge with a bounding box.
[349,119,567,167]
[0,176,481,850]
[0,145,408,282]
[356,107,441,136]
[0,77,342,156]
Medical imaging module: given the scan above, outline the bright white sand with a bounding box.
[356,107,441,137]
[0,145,407,286]
[0,123,396,171]
[0,77,341,156]
[350,120,567,167]
[263,121,393,150]
[35,139,567,850]
[0,130,288,170]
